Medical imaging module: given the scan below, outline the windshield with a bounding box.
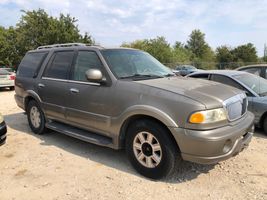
[233,73,267,96]
[101,49,173,79]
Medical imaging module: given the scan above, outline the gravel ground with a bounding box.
[0,89,267,200]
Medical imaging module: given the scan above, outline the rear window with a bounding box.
[17,52,48,78]
[0,69,10,75]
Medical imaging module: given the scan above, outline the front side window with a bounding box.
[101,49,172,79]
[17,52,48,78]
[234,73,267,96]
[72,51,103,82]
[44,51,74,79]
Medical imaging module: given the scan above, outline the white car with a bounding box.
[0,69,15,90]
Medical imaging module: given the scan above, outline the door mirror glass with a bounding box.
[86,69,104,83]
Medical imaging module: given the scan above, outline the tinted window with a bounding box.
[190,73,209,80]
[241,67,261,76]
[17,52,48,78]
[73,51,103,81]
[211,74,244,90]
[44,51,74,79]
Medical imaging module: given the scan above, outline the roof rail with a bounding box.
[37,43,89,50]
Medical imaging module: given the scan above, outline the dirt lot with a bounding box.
[0,90,266,200]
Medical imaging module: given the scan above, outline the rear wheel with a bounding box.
[9,86,14,91]
[26,100,47,134]
[126,119,180,179]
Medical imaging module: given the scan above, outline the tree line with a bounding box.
[0,9,264,70]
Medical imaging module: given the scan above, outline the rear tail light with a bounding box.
[9,75,15,80]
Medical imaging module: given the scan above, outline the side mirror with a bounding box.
[86,69,105,83]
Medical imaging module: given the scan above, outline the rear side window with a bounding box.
[17,52,48,78]
[44,51,74,80]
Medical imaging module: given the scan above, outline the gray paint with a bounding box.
[15,46,254,164]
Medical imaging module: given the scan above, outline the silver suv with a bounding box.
[15,43,254,179]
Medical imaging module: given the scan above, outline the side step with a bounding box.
[46,121,113,148]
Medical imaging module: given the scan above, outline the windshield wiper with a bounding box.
[120,74,164,80]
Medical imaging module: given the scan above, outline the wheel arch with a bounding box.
[24,90,42,110]
[118,114,180,152]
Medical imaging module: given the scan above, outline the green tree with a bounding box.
[171,42,192,66]
[215,46,234,69]
[232,43,258,65]
[122,36,172,65]
[0,26,20,67]
[185,29,215,69]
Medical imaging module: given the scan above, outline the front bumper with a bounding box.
[0,121,7,146]
[170,111,254,164]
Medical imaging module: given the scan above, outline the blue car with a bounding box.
[188,70,267,134]
[175,65,198,76]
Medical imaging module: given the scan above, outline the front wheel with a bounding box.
[126,120,180,179]
[26,100,47,134]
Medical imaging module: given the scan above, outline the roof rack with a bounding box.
[37,43,90,50]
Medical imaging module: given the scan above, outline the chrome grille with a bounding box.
[223,93,247,121]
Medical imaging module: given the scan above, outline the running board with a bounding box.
[46,121,113,148]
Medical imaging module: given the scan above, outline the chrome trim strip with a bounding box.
[223,93,247,122]
[42,77,100,86]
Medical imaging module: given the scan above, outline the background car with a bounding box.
[236,64,267,79]
[0,68,15,90]
[1,67,16,76]
[0,113,7,145]
[188,70,267,134]
[175,65,198,76]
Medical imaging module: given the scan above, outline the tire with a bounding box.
[263,117,267,135]
[9,86,15,91]
[126,119,180,179]
[26,100,47,134]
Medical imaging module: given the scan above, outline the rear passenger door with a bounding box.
[65,50,114,135]
[38,51,75,122]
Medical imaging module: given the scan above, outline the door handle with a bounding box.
[38,83,45,88]
[70,88,79,93]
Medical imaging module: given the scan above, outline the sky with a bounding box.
[0,0,267,56]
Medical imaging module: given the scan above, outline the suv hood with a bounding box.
[138,77,244,109]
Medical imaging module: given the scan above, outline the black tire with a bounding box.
[26,100,47,134]
[126,119,180,179]
[9,86,15,91]
[263,117,267,135]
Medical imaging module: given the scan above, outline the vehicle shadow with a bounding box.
[254,128,267,139]
[0,88,13,92]
[4,112,215,183]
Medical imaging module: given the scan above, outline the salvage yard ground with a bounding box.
[0,89,266,200]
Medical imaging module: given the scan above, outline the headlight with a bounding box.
[0,114,3,123]
[189,108,227,124]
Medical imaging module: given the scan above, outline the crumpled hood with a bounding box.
[137,77,244,109]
